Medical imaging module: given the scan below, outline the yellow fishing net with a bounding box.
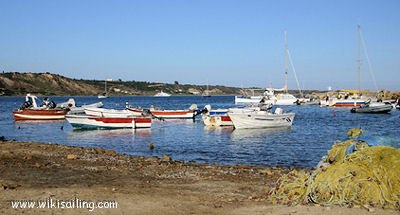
[270,128,400,209]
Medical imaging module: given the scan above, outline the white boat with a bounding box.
[201,105,233,126]
[66,115,151,129]
[228,104,295,129]
[127,104,198,119]
[154,90,171,97]
[84,107,142,117]
[351,101,392,114]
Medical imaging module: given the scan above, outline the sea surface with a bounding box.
[1,95,399,168]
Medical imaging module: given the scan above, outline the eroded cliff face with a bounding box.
[0,72,99,96]
[0,72,242,96]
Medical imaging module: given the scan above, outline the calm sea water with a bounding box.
[1,96,399,168]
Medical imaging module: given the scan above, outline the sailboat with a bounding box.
[349,25,392,113]
[234,31,308,105]
[202,82,211,97]
[329,25,368,107]
[98,79,109,99]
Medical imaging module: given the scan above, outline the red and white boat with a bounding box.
[126,104,198,119]
[65,115,151,129]
[13,109,67,121]
[13,94,67,121]
[201,105,233,126]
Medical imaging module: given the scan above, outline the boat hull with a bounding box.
[202,115,233,126]
[85,107,141,117]
[234,96,307,105]
[329,99,365,107]
[13,109,66,121]
[66,115,151,129]
[351,104,392,114]
[228,109,295,129]
[127,108,194,119]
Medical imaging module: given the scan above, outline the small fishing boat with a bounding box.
[13,108,67,121]
[351,102,392,114]
[201,105,233,126]
[127,104,198,119]
[13,94,68,121]
[329,98,366,107]
[228,104,295,129]
[65,115,151,129]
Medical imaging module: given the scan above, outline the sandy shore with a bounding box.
[0,140,398,215]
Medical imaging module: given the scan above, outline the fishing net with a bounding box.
[270,128,400,209]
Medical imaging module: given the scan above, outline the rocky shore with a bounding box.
[0,140,398,214]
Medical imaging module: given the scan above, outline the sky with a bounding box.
[0,0,399,90]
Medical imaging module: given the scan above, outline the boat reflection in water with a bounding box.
[229,127,292,142]
[68,128,150,141]
[203,125,234,134]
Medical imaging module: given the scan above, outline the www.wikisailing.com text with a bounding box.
[11,198,117,211]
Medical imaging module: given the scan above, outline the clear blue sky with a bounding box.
[1,0,399,90]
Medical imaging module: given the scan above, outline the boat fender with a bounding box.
[274,108,283,115]
[189,104,198,111]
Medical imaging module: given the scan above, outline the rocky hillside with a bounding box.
[0,72,241,96]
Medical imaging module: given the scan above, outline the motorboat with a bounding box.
[13,94,67,121]
[228,104,295,129]
[65,115,151,129]
[201,105,233,126]
[351,101,392,114]
[154,90,171,97]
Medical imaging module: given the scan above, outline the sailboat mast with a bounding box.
[357,25,361,95]
[284,31,289,93]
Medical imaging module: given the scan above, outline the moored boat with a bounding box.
[154,90,171,97]
[84,107,141,117]
[201,105,233,126]
[13,108,67,121]
[65,115,151,129]
[228,104,295,129]
[13,94,68,121]
[351,102,392,114]
[127,104,198,119]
